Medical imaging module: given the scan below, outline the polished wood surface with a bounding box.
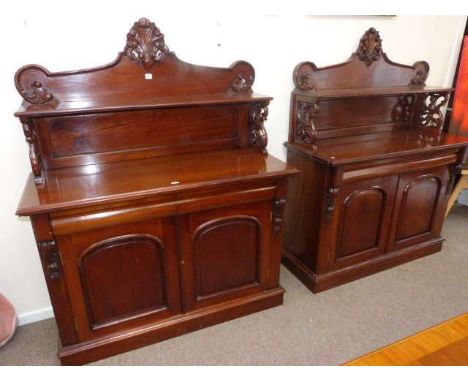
[345,313,468,366]
[283,27,468,293]
[17,148,296,215]
[15,18,297,365]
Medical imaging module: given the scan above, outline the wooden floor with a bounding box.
[345,313,468,366]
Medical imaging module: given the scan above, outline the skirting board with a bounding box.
[18,306,54,326]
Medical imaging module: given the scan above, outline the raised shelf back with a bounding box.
[290,28,451,143]
[15,18,271,183]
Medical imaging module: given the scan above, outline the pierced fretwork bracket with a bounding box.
[418,93,449,129]
[37,240,62,280]
[324,187,340,223]
[273,198,287,234]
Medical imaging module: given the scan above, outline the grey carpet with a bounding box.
[1,205,467,366]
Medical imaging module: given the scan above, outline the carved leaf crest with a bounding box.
[124,18,169,70]
[357,27,382,66]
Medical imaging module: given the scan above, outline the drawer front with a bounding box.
[178,200,275,310]
[387,166,450,251]
[55,217,181,341]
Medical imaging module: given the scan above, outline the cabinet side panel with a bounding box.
[283,150,326,271]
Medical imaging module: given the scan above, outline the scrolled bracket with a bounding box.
[37,240,62,280]
[418,93,449,129]
[391,95,415,122]
[249,102,269,154]
[296,101,320,144]
[21,119,43,184]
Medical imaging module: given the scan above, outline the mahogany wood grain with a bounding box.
[283,27,468,292]
[14,18,297,364]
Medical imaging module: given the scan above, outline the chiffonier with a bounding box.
[14,18,297,365]
[282,27,468,293]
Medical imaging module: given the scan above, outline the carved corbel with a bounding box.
[324,187,339,223]
[21,119,43,184]
[37,240,62,280]
[124,18,170,70]
[249,103,269,154]
[296,101,320,144]
[418,93,449,129]
[391,95,415,122]
[273,198,287,234]
[356,27,382,66]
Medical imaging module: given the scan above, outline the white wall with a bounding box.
[0,6,466,324]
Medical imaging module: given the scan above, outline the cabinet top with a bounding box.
[286,127,468,165]
[15,18,265,117]
[17,148,298,216]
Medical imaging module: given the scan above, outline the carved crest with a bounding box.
[356,27,382,66]
[124,18,169,70]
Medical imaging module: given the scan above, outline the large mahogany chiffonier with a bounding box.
[14,18,297,365]
[282,27,468,293]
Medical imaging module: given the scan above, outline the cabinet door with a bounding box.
[326,176,398,271]
[387,166,450,251]
[178,201,273,310]
[56,218,181,341]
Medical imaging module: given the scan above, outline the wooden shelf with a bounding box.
[15,92,272,118]
[297,86,454,100]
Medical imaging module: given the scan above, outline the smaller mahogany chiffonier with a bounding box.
[14,18,298,365]
[282,27,468,293]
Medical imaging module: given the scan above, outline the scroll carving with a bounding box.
[391,95,415,122]
[409,62,429,87]
[293,62,317,91]
[20,81,54,104]
[324,187,339,223]
[124,18,169,70]
[22,120,43,184]
[296,101,320,144]
[418,93,448,129]
[37,240,62,280]
[249,103,269,153]
[230,62,255,93]
[273,198,287,234]
[356,27,382,66]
